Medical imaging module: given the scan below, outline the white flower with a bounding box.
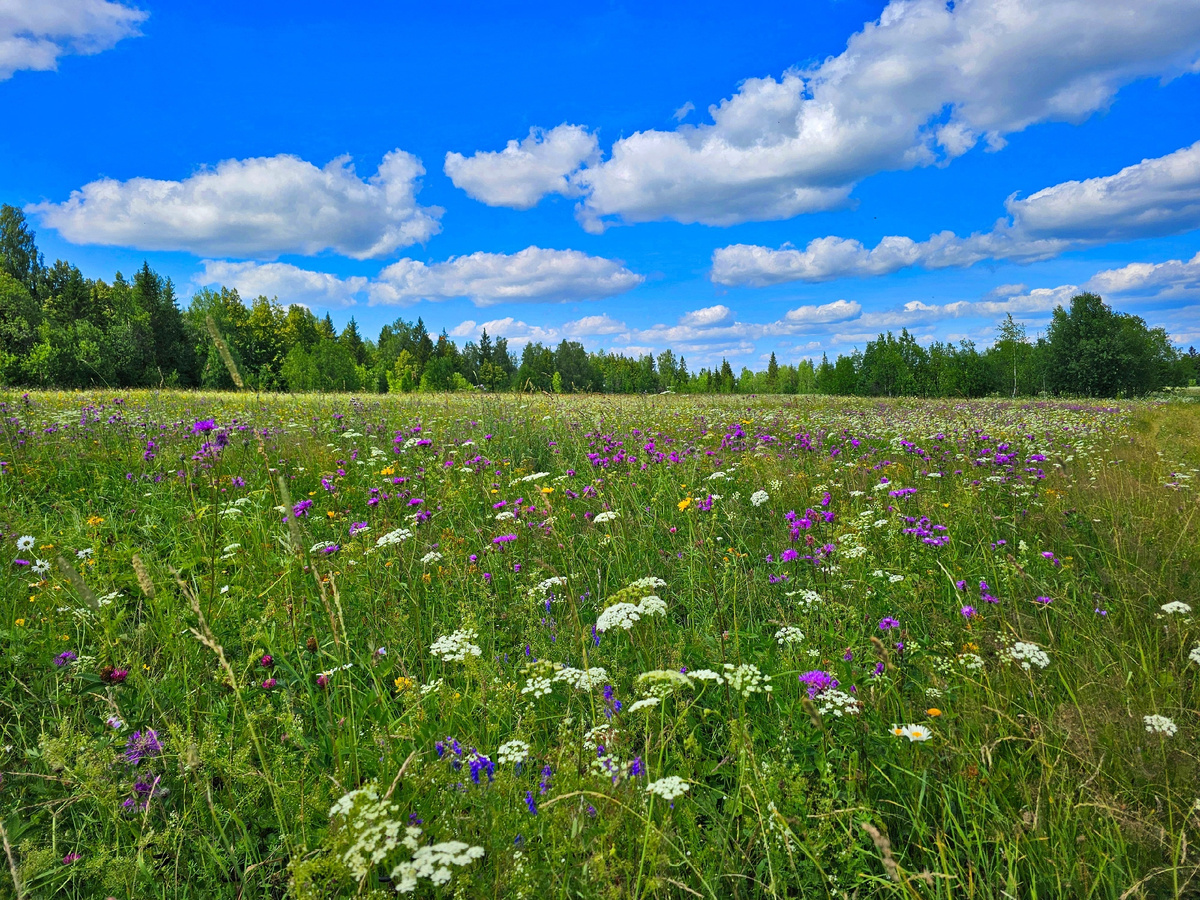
[310,540,338,553]
[553,665,609,691]
[430,629,482,663]
[817,689,860,717]
[75,548,93,559]
[596,602,641,633]
[31,559,50,576]
[645,776,689,800]
[497,739,530,766]
[419,678,444,696]
[592,510,619,524]
[750,490,769,507]
[1003,641,1050,671]
[1189,645,1200,666]
[627,576,666,592]
[495,510,516,521]
[707,471,728,481]
[520,472,550,482]
[688,668,725,683]
[637,595,667,618]
[1161,601,1192,615]
[393,838,485,894]
[15,535,35,552]
[957,652,984,671]
[723,663,772,699]
[420,551,443,564]
[636,669,693,695]
[375,527,413,548]
[1144,714,1178,736]
[784,588,822,607]
[892,724,932,742]
[527,576,568,599]
[628,697,661,713]
[888,574,905,584]
[521,675,553,698]
[774,626,804,646]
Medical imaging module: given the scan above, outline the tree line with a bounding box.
[1,205,1194,397]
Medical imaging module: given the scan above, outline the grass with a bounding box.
[1,389,1198,899]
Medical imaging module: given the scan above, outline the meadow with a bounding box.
[1,389,1198,899]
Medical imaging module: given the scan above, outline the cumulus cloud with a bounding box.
[368,246,643,307]
[456,0,1200,229]
[1084,252,1200,299]
[672,101,695,122]
[448,316,560,345]
[563,314,627,336]
[679,305,734,327]
[29,150,442,260]
[712,141,1200,285]
[444,125,598,209]
[779,299,862,325]
[195,260,368,309]
[0,0,146,80]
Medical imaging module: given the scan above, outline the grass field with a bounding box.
[2,390,1199,899]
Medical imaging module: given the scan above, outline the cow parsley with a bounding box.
[723,663,772,698]
[645,776,689,800]
[430,629,482,662]
[1144,714,1178,736]
[774,626,804,646]
[1003,641,1050,670]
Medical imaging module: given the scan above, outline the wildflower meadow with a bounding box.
[2,389,1198,899]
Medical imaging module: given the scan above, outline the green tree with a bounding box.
[0,204,42,294]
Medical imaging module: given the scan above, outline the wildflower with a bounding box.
[897,725,933,742]
[376,528,413,548]
[798,670,837,698]
[774,626,804,645]
[124,729,163,765]
[106,716,124,730]
[31,559,49,576]
[1003,641,1050,670]
[1034,596,1052,605]
[349,521,369,536]
[628,697,661,713]
[467,750,494,784]
[1144,714,1178,736]
[1161,601,1192,615]
[492,534,517,545]
[317,674,330,689]
[1189,645,1200,666]
[15,535,34,551]
[291,499,313,518]
[957,652,984,671]
[54,650,77,667]
[260,654,274,668]
[62,852,81,865]
[645,776,689,800]
[926,708,942,717]
[524,791,538,814]
[878,617,900,631]
[960,605,976,619]
[677,497,692,511]
[262,677,277,690]
[817,689,860,717]
[723,663,771,698]
[750,490,769,507]
[497,740,530,766]
[430,629,482,662]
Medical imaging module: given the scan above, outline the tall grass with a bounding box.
[0,390,1197,898]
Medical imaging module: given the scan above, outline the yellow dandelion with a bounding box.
[678,497,692,511]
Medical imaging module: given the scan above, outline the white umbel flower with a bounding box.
[1144,714,1178,736]
[645,776,689,800]
[430,629,482,663]
[750,490,769,507]
[1003,641,1050,670]
[497,739,530,765]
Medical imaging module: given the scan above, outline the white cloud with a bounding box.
[1009,143,1200,240]
[712,141,1200,285]
[459,0,1200,229]
[450,316,560,345]
[679,304,734,326]
[369,246,642,307]
[195,260,368,309]
[780,299,862,325]
[444,125,598,209]
[672,101,695,122]
[1084,251,1200,299]
[29,150,442,260]
[563,314,627,336]
[0,0,146,80]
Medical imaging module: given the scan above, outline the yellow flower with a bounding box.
[394,676,414,692]
[14,618,24,627]
[541,487,554,494]
[926,708,942,717]
[422,572,432,584]
[86,516,105,527]
[327,510,337,519]
[678,497,692,511]
[380,466,395,476]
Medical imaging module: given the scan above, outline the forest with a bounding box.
[1,205,1194,397]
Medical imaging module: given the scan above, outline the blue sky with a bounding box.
[3,0,1200,367]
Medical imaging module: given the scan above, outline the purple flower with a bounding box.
[798,670,838,698]
[1034,596,1052,605]
[260,654,274,668]
[291,499,313,518]
[493,534,517,545]
[262,677,277,690]
[525,791,538,814]
[539,764,553,794]
[54,650,77,667]
[191,419,215,435]
[62,853,81,865]
[629,757,644,777]
[349,521,368,536]
[468,750,494,784]
[878,617,900,631]
[124,729,163,766]
[960,605,976,618]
